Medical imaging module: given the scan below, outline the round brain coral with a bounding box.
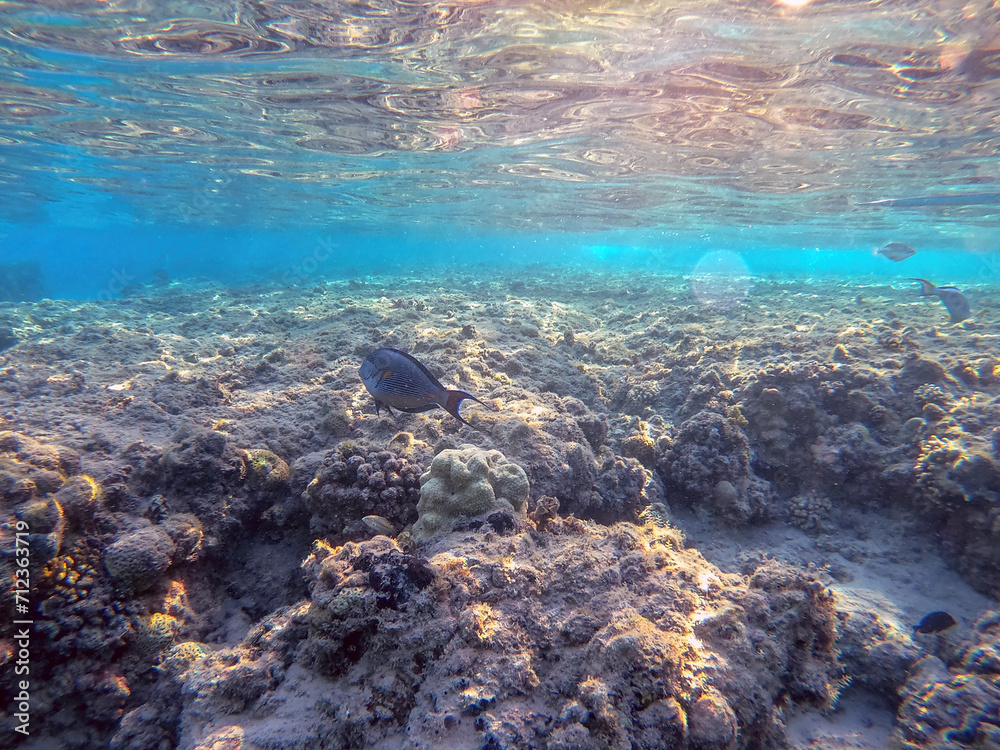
[52,475,100,528]
[412,444,529,540]
[103,527,176,592]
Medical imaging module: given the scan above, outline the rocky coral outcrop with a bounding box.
[738,362,899,498]
[302,536,436,674]
[834,599,920,703]
[912,427,1000,597]
[894,611,1000,748]
[176,521,839,750]
[810,422,888,502]
[139,422,246,496]
[787,491,833,531]
[302,442,422,541]
[658,409,773,524]
[0,432,190,750]
[104,525,177,593]
[485,391,650,524]
[242,448,291,494]
[0,432,87,587]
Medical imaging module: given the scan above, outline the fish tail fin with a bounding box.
[441,389,488,428]
[910,278,936,296]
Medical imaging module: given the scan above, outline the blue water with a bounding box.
[3,226,1000,300]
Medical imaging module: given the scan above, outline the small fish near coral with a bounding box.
[360,347,487,428]
[910,278,972,323]
[362,515,396,535]
[913,611,957,634]
[876,242,917,262]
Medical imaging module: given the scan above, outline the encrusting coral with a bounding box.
[103,525,177,593]
[242,448,291,493]
[787,491,833,532]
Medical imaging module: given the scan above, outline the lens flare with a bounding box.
[690,250,751,310]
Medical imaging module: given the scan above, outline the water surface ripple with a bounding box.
[2,0,999,230]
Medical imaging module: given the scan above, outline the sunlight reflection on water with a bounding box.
[0,0,998,231]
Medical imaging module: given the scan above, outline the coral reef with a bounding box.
[302,442,422,541]
[176,522,839,750]
[136,612,181,656]
[242,449,291,494]
[0,432,190,750]
[486,393,650,524]
[37,538,136,658]
[138,422,246,496]
[412,444,529,540]
[589,450,653,524]
[103,525,177,593]
[658,409,773,524]
[894,611,1000,748]
[834,601,919,701]
[301,536,436,674]
[14,493,66,560]
[0,432,86,602]
[161,513,204,563]
[787,491,833,531]
[738,363,897,498]
[0,430,80,489]
[619,421,657,468]
[5,271,1000,749]
[53,475,102,528]
[810,422,887,502]
[913,430,1000,597]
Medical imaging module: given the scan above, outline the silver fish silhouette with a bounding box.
[911,279,972,323]
[876,242,916,262]
[362,515,396,535]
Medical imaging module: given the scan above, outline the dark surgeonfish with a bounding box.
[911,278,972,323]
[914,611,957,634]
[360,347,487,427]
[876,242,916,262]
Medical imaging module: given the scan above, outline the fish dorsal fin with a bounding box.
[383,347,445,391]
[937,286,962,292]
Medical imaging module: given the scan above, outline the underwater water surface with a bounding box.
[1,0,999,292]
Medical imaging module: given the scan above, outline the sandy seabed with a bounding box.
[1,268,998,750]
